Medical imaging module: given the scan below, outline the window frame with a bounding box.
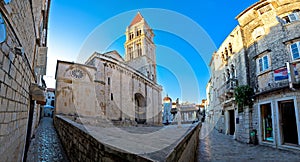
[282,13,299,24]
[288,13,298,22]
[290,42,300,60]
[257,54,270,73]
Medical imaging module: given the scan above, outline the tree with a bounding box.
[234,85,254,112]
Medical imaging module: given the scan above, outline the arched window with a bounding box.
[225,47,228,59]
[226,69,230,80]
[136,29,142,36]
[128,47,133,59]
[229,43,233,54]
[231,64,235,78]
[137,43,142,56]
[221,52,224,61]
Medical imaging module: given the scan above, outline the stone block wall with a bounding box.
[0,0,50,161]
[54,115,201,162]
[54,115,151,162]
[235,107,252,143]
[166,122,201,162]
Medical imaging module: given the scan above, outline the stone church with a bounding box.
[55,12,162,125]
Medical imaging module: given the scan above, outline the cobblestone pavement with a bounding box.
[198,123,300,162]
[26,117,69,162]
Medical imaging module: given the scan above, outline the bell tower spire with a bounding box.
[125,12,157,82]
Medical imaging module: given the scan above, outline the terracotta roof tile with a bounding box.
[129,12,144,27]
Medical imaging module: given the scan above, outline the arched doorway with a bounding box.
[135,93,146,124]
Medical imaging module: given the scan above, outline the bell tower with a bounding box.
[125,12,156,82]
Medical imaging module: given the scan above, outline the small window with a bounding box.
[257,55,270,73]
[290,42,300,60]
[288,13,298,22]
[111,93,113,101]
[225,47,228,59]
[221,52,224,61]
[231,64,235,78]
[137,43,142,56]
[108,77,110,85]
[282,13,299,24]
[229,43,233,54]
[128,47,133,59]
[129,32,134,40]
[136,30,141,36]
[0,12,6,43]
[252,27,265,40]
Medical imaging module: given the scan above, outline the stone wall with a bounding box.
[235,107,252,143]
[0,0,50,161]
[54,115,152,162]
[54,115,201,162]
[166,122,201,162]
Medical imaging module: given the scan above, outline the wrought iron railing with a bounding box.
[217,78,238,97]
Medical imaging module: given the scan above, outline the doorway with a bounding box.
[229,110,235,135]
[23,99,34,161]
[260,103,273,142]
[278,100,298,145]
[134,93,146,124]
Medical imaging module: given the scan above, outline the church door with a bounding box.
[135,93,146,124]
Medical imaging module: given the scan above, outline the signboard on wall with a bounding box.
[36,47,48,75]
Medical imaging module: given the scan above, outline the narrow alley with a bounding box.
[26,117,69,162]
[198,123,300,161]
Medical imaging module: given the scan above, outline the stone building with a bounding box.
[46,88,55,106]
[55,13,162,125]
[0,0,50,161]
[209,0,300,150]
[179,102,200,123]
[208,25,248,140]
[164,97,200,124]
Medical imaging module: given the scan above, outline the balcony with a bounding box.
[218,78,238,101]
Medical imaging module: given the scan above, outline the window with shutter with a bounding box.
[257,54,270,73]
[290,42,300,60]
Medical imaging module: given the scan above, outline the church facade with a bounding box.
[55,13,162,125]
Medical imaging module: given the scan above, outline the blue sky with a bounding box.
[46,0,258,103]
